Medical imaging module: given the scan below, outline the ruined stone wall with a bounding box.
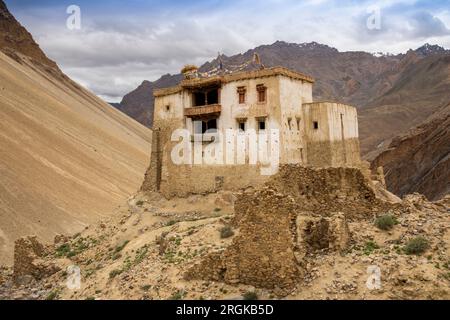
[267,165,391,218]
[186,188,302,295]
[13,236,58,283]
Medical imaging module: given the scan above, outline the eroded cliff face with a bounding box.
[371,103,450,201]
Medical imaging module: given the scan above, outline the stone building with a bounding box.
[142,65,360,198]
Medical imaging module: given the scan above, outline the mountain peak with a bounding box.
[414,43,448,56]
[0,1,12,19]
[0,0,58,69]
[268,40,338,53]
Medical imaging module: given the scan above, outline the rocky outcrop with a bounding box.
[371,104,450,201]
[0,0,58,70]
[13,236,59,284]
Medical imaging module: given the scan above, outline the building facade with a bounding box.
[141,66,360,198]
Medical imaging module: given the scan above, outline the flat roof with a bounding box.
[154,66,315,97]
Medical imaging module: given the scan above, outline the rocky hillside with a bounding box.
[1,166,448,300]
[0,0,57,69]
[0,1,152,266]
[371,103,450,201]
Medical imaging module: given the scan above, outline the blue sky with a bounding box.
[5,0,450,101]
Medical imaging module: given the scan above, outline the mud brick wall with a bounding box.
[186,188,302,295]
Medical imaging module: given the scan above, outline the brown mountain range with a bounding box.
[115,41,450,154]
[0,1,152,265]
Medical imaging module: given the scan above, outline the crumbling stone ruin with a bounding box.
[186,187,301,295]
[297,213,350,253]
[13,236,59,285]
[185,165,397,295]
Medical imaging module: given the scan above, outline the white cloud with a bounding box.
[12,0,450,101]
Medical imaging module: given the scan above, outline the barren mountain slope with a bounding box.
[0,1,152,265]
[0,51,152,266]
[359,53,450,154]
[371,103,450,201]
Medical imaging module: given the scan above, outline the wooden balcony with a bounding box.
[185,104,221,118]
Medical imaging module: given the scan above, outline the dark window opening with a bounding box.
[288,118,292,130]
[313,121,319,130]
[256,84,267,103]
[207,89,219,105]
[194,92,206,107]
[237,119,247,132]
[165,105,170,112]
[296,118,301,130]
[193,87,220,107]
[206,119,217,132]
[257,118,266,131]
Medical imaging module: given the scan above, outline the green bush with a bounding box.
[136,200,144,207]
[134,245,149,264]
[243,291,258,300]
[111,252,122,261]
[141,285,151,292]
[114,240,129,254]
[375,215,398,231]
[220,226,235,239]
[46,291,59,300]
[109,269,123,279]
[169,290,186,300]
[363,241,379,255]
[404,237,429,255]
[55,244,71,257]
